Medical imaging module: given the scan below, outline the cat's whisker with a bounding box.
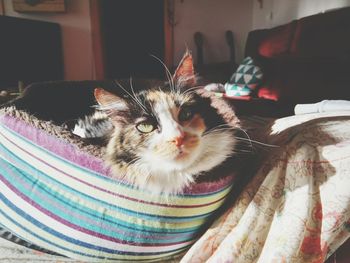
[177,85,202,109]
[203,124,235,135]
[113,79,136,101]
[206,127,234,132]
[234,136,279,148]
[208,124,235,132]
[178,90,199,104]
[182,85,200,93]
[235,126,277,149]
[209,123,233,130]
[150,54,175,93]
[129,77,149,114]
[113,80,148,113]
[235,127,253,150]
[203,125,278,148]
[207,129,277,148]
[180,86,200,96]
[129,77,140,103]
[149,102,157,120]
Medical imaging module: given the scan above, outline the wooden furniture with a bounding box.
[194,30,237,83]
[12,0,66,13]
[0,15,63,101]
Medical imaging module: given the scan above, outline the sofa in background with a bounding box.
[229,7,350,117]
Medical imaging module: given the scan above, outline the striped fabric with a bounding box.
[0,114,235,262]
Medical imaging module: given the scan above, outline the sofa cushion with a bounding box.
[225,57,263,97]
[257,56,350,103]
[245,7,350,106]
[291,7,350,58]
[258,21,296,58]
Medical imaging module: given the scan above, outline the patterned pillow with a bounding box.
[224,57,263,97]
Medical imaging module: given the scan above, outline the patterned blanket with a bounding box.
[182,111,350,262]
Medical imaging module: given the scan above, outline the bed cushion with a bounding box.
[0,107,236,262]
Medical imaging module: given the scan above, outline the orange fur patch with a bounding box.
[182,114,206,133]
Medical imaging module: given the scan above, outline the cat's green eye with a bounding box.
[136,122,155,133]
[178,107,194,122]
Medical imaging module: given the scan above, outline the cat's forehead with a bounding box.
[124,89,201,120]
[145,90,194,108]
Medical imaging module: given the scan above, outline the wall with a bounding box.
[2,0,253,79]
[0,1,4,15]
[174,0,253,66]
[4,0,347,80]
[252,0,350,29]
[2,0,93,80]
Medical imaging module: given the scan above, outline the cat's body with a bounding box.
[74,52,238,195]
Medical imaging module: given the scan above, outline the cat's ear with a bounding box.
[94,88,128,111]
[173,50,196,88]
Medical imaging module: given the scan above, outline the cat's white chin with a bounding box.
[142,145,202,173]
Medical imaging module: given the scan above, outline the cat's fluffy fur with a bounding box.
[102,89,236,194]
[78,52,237,195]
[72,111,113,138]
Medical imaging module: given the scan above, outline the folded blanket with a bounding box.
[294,100,350,115]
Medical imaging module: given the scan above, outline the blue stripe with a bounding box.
[0,141,218,223]
[0,150,204,240]
[0,210,107,260]
[0,211,187,262]
[0,161,197,245]
[0,136,223,222]
[0,155,202,237]
[0,196,190,257]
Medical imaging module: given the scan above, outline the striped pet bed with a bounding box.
[0,111,235,262]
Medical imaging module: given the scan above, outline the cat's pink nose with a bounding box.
[172,132,185,147]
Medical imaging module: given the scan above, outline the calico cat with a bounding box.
[75,52,237,194]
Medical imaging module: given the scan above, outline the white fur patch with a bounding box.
[72,112,114,138]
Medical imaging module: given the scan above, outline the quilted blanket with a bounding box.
[182,111,350,263]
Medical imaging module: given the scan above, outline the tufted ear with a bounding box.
[173,51,196,88]
[94,88,131,125]
[94,88,127,108]
[94,88,128,111]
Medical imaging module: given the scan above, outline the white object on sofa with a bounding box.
[294,100,350,115]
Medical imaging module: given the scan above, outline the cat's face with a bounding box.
[95,52,236,194]
[117,90,212,171]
